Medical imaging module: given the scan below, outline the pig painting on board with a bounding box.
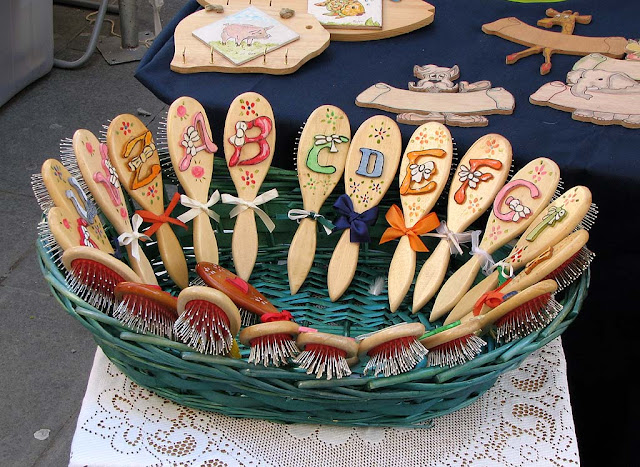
[221,24,274,46]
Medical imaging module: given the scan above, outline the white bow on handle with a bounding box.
[287,209,333,235]
[422,221,477,256]
[470,230,496,275]
[117,214,151,261]
[176,190,221,224]
[221,188,279,232]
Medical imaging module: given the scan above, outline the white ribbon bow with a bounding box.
[490,259,514,279]
[470,230,495,275]
[314,134,343,153]
[229,121,248,147]
[422,221,475,255]
[221,188,279,232]
[176,191,221,224]
[117,214,150,261]
[287,209,332,235]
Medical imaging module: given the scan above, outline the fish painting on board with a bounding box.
[307,0,383,29]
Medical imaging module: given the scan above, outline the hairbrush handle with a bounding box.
[193,212,219,265]
[327,230,360,302]
[231,209,259,281]
[412,240,451,315]
[287,218,317,295]
[155,223,189,289]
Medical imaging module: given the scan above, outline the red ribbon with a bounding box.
[136,192,188,237]
[472,278,513,316]
[260,310,293,323]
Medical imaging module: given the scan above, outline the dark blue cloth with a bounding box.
[333,194,379,242]
[137,1,640,462]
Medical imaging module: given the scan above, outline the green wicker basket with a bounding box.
[36,157,589,427]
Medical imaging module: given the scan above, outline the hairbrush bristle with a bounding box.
[37,220,64,268]
[363,336,427,377]
[247,333,299,367]
[578,203,598,231]
[155,112,178,183]
[551,178,565,201]
[173,300,233,355]
[59,138,97,207]
[113,292,176,338]
[31,173,54,213]
[495,293,563,343]
[293,344,351,379]
[427,334,486,367]
[187,276,259,326]
[545,246,595,291]
[66,259,125,312]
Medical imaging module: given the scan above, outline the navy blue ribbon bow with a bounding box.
[333,194,379,243]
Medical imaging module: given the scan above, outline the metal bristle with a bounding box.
[247,334,299,367]
[427,334,486,367]
[65,265,119,313]
[31,173,54,213]
[173,300,232,355]
[551,178,565,201]
[37,220,63,269]
[578,203,598,231]
[496,295,563,343]
[547,246,595,291]
[189,276,206,287]
[363,337,428,377]
[113,293,176,339]
[59,138,96,205]
[293,347,352,380]
[99,120,111,141]
[291,121,306,171]
[240,309,259,326]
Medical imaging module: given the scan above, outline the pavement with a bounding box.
[0,1,183,465]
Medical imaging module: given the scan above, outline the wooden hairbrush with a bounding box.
[107,114,189,289]
[223,92,276,280]
[288,105,350,295]
[166,96,220,265]
[327,115,402,301]
[383,122,453,312]
[294,332,359,380]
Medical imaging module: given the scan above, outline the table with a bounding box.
[69,338,578,466]
[133,1,639,462]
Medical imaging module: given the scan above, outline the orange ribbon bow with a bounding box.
[472,278,514,316]
[136,192,188,237]
[379,204,440,252]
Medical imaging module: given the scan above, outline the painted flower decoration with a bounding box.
[485,138,499,155]
[349,178,361,194]
[176,104,188,120]
[369,180,383,194]
[410,161,435,183]
[53,164,64,182]
[241,101,256,116]
[369,124,388,144]
[431,129,447,144]
[85,141,94,155]
[241,170,255,186]
[360,193,371,205]
[119,207,127,218]
[562,190,578,206]
[468,196,480,213]
[458,165,483,188]
[181,126,201,157]
[508,197,532,222]
[62,218,71,229]
[489,224,503,241]
[191,165,205,179]
[532,163,547,183]
[147,185,157,197]
[120,121,132,135]
[510,246,525,263]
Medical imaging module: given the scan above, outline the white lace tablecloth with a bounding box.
[69,338,579,466]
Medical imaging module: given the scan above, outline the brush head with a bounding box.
[195,262,279,317]
[174,286,241,355]
[421,319,486,367]
[113,282,178,338]
[494,293,563,343]
[357,322,427,377]
[294,332,358,379]
[239,321,301,367]
[62,246,141,312]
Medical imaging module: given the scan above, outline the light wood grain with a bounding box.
[356,83,515,116]
[167,96,220,264]
[530,81,640,129]
[411,134,513,315]
[177,286,242,337]
[573,53,640,80]
[196,0,435,42]
[482,17,628,57]
[288,105,350,294]
[326,115,402,301]
[433,156,559,321]
[238,320,300,345]
[223,92,275,280]
[72,129,157,285]
[107,114,189,289]
[40,159,114,253]
[387,122,452,312]
[357,322,425,358]
[443,186,593,325]
[171,5,329,75]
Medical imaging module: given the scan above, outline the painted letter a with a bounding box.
[355,148,384,178]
